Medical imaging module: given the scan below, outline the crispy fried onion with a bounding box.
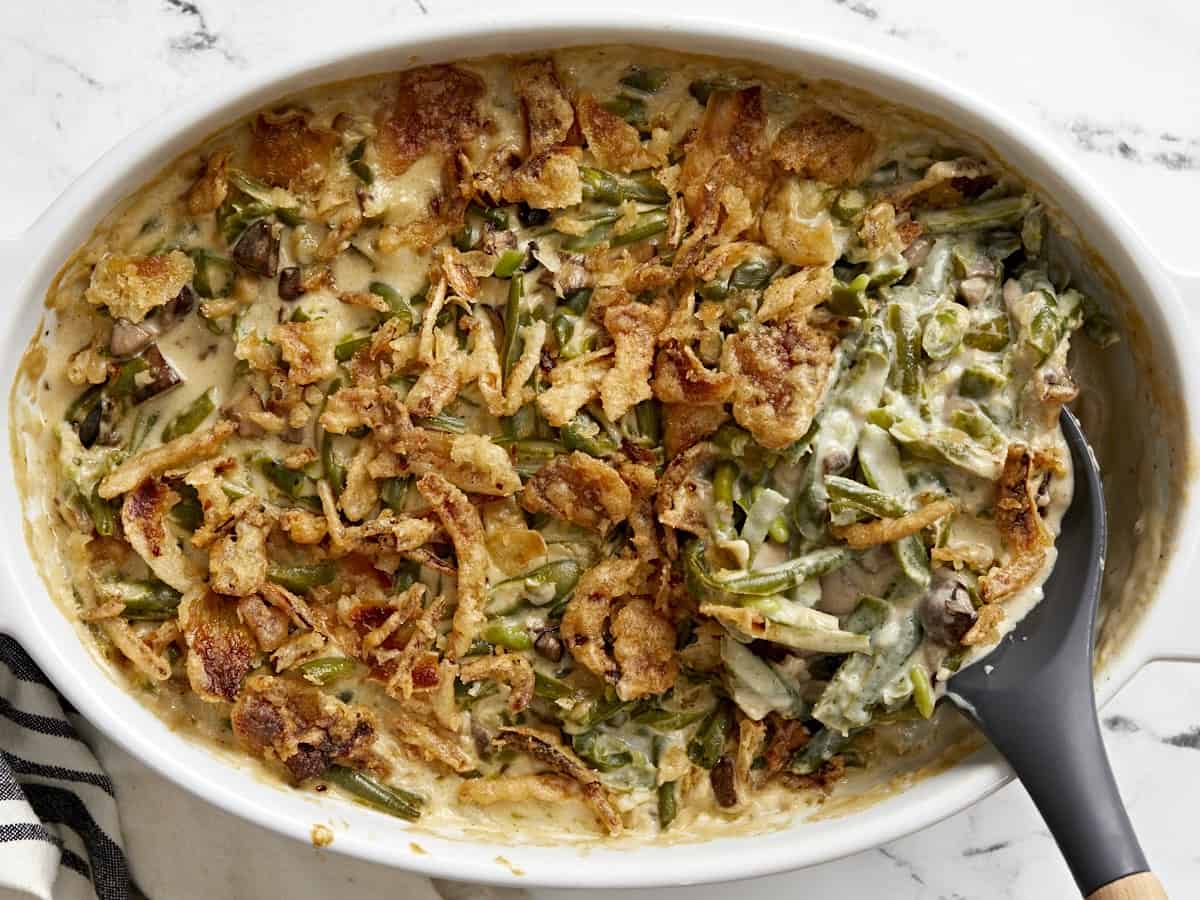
[978,445,1051,604]
[656,441,718,538]
[391,428,521,496]
[677,87,770,233]
[662,402,729,460]
[492,727,623,834]
[560,560,676,700]
[519,451,632,533]
[208,504,271,597]
[832,498,957,549]
[392,710,475,774]
[376,64,486,175]
[416,473,488,659]
[512,58,574,156]
[599,298,669,420]
[770,108,878,186]
[99,421,235,498]
[120,479,198,593]
[536,347,612,427]
[459,652,535,712]
[179,587,258,702]
[720,314,837,450]
[576,94,667,173]
[458,773,578,807]
[231,674,380,782]
[84,251,195,324]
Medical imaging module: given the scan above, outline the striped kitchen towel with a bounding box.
[0,635,132,900]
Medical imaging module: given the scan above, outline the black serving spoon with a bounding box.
[945,410,1166,899]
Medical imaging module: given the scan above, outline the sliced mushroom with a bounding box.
[233,219,280,277]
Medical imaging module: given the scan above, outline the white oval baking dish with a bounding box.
[1,14,1198,889]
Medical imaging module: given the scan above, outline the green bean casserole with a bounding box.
[12,46,1118,841]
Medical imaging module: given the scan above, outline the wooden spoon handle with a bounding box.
[1087,872,1168,899]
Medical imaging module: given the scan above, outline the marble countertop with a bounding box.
[5,1,1199,897]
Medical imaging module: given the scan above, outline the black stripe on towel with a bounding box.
[24,783,128,900]
[0,695,78,739]
[2,751,115,795]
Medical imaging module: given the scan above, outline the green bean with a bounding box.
[687,702,733,770]
[298,657,359,685]
[619,65,669,94]
[534,671,575,701]
[789,727,849,775]
[610,210,668,246]
[216,193,274,247]
[729,258,777,292]
[634,399,661,445]
[106,357,149,400]
[842,595,889,635]
[579,166,669,205]
[524,559,582,604]
[949,409,1006,453]
[367,281,414,331]
[128,410,159,453]
[572,695,639,730]
[600,94,648,128]
[268,561,338,593]
[713,548,855,597]
[915,195,1034,234]
[564,288,593,315]
[116,580,182,621]
[827,273,870,317]
[413,413,467,434]
[767,514,790,545]
[813,611,924,733]
[453,215,482,251]
[189,249,236,299]
[889,419,1001,480]
[832,188,868,223]
[335,334,371,362]
[350,158,374,184]
[81,484,117,537]
[963,309,1011,351]
[380,476,410,512]
[347,138,367,164]
[910,663,935,719]
[824,475,907,519]
[257,456,305,498]
[922,302,968,360]
[657,781,678,830]
[560,412,617,457]
[481,620,532,652]
[959,365,1007,398]
[321,432,346,494]
[161,390,215,442]
[325,766,423,821]
[551,312,574,351]
[572,731,633,771]
[170,486,203,531]
[493,249,526,279]
[1027,292,1062,358]
[633,706,710,731]
[502,273,523,383]
[886,302,920,397]
[712,460,737,507]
